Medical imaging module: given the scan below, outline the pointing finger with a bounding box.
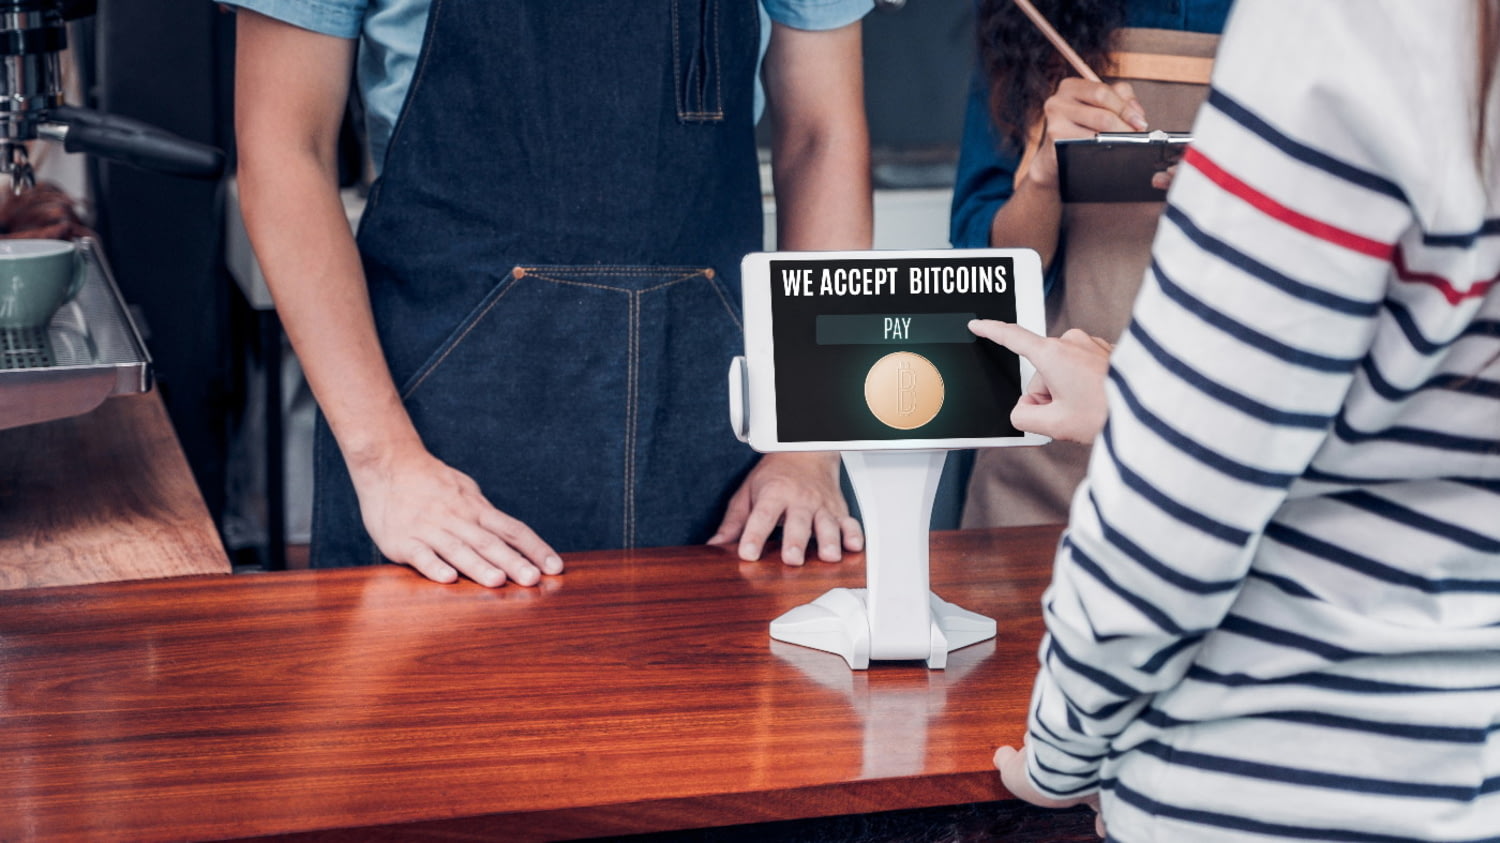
[970,319,1050,362]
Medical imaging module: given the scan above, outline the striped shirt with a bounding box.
[1022,2,1500,840]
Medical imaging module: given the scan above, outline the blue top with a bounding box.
[948,0,1232,252]
[224,0,873,174]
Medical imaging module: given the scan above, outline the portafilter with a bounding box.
[0,0,224,188]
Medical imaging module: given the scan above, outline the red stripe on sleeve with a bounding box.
[1184,148,1493,305]
[1394,250,1496,305]
[1183,147,1396,261]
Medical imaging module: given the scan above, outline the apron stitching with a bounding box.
[671,0,725,121]
[625,292,640,548]
[400,275,522,400]
[697,0,709,115]
[670,0,684,117]
[637,270,714,293]
[524,270,734,323]
[516,264,707,271]
[522,266,710,276]
[711,0,722,117]
[524,270,709,292]
[704,273,744,331]
[523,276,637,292]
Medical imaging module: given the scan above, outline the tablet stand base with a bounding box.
[769,450,997,670]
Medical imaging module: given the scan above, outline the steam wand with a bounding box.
[3,143,35,193]
[0,0,225,186]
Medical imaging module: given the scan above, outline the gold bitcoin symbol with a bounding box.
[864,351,944,430]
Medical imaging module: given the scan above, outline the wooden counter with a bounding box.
[0,526,1073,841]
[0,392,230,588]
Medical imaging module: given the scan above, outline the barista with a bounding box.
[952,0,1230,529]
[229,0,875,585]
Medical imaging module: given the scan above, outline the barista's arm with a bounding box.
[986,78,1148,267]
[233,10,560,586]
[708,19,869,565]
[763,18,871,253]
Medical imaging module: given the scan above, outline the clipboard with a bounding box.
[1056,131,1191,203]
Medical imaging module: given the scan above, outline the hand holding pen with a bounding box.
[1011,0,1151,189]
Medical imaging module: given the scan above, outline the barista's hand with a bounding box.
[995,744,1105,837]
[708,451,863,566]
[969,320,1111,445]
[1023,78,1148,190]
[348,445,564,587]
[1151,163,1179,192]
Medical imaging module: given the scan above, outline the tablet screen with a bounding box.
[743,251,1045,449]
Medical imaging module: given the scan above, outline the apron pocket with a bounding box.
[672,0,724,123]
[399,263,739,400]
[395,264,747,551]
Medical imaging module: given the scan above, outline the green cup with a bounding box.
[0,239,86,330]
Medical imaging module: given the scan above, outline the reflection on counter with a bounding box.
[771,637,995,779]
[0,392,230,589]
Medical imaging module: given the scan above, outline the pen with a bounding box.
[1011,0,1103,83]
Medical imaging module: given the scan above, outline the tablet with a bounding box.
[1056,131,1190,203]
[737,249,1049,452]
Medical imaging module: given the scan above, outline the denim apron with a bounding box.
[312,0,763,565]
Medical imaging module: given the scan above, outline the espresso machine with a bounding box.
[0,0,224,429]
[0,0,223,188]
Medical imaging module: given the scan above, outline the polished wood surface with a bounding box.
[0,392,230,588]
[0,526,1065,841]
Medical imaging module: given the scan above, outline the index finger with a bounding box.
[1056,78,1146,131]
[969,319,1049,361]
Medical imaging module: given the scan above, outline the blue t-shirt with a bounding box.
[948,0,1232,253]
[226,0,873,174]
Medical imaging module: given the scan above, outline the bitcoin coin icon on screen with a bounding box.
[864,351,944,430]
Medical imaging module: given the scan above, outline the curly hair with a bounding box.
[976,0,1126,150]
[0,182,94,242]
[1478,0,1499,165]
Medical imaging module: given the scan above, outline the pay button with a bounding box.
[816,312,977,345]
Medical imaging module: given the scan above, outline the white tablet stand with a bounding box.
[769,449,997,670]
[733,248,1046,672]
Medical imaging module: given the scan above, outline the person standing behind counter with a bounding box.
[229,1,873,586]
[951,0,1230,529]
[978,0,1500,837]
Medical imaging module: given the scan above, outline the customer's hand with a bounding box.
[708,452,863,566]
[995,744,1104,837]
[348,444,564,587]
[970,320,1111,445]
[1022,78,1149,189]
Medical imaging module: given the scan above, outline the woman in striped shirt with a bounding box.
[976,1,1500,839]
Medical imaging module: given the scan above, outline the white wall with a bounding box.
[763,188,954,252]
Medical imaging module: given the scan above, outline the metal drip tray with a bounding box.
[0,238,152,430]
